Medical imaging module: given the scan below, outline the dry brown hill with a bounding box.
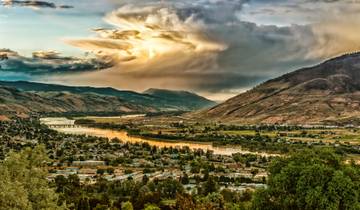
[200,53,360,125]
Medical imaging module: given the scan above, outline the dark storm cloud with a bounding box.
[254,0,360,3]
[1,0,73,9]
[305,0,360,2]
[139,72,266,93]
[0,49,113,76]
[174,0,250,24]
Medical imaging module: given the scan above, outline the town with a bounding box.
[1,116,360,209]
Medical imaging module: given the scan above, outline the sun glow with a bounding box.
[68,5,227,65]
[148,47,156,59]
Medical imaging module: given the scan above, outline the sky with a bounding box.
[1,0,360,100]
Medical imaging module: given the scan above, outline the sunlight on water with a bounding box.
[55,126,273,156]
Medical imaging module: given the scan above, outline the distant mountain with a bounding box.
[0,81,215,114]
[199,52,360,125]
[144,88,216,110]
[0,86,153,114]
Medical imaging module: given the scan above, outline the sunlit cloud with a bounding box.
[68,5,227,66]
[56,1,251,99]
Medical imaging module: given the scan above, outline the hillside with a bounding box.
[0,86,152,114]
[0,81,215,114]
[199,52,360,125]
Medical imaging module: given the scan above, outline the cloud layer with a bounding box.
[4,0,360,100]
[60,1,265,98]
[59,0,319,99]
[0,49,112,77]
[1,0,73,9]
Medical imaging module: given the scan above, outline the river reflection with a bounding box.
[54,127,273,156]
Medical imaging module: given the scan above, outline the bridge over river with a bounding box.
[40,118,81,128]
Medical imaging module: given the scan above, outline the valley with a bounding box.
[3,1,360,209]
[1,53,360,210]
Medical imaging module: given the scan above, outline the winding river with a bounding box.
[54,126,273,156]
[42,117,273,156]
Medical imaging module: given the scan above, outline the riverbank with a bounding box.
[54,126,276,156]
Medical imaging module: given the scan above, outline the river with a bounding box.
[54,126,274,156]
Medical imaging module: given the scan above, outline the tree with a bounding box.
[175,193,197,210]
[55,175,67,193]
[97,168,105,175]
[144,204,161,210]
[252,148,360,210]
[156,178,184,199]
[197,193,225,210]
[190,160,201,173]
[180,173,189,185]
[124,169,133,174]
[0,145,64,209]
[250,169,259,178]
[122,201,134,210]
[142,174,149,185]
[77,196,90,210]
[201,176,219,195]
[107,167,115,175]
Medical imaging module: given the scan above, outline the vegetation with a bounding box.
[76,118,360,155]
[0,145,63,210]
[252,149,360,210]
[0,117,360,209]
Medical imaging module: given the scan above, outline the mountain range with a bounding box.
[4,52,360,125]
[0,81,216,115]
[199,52,360,125]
